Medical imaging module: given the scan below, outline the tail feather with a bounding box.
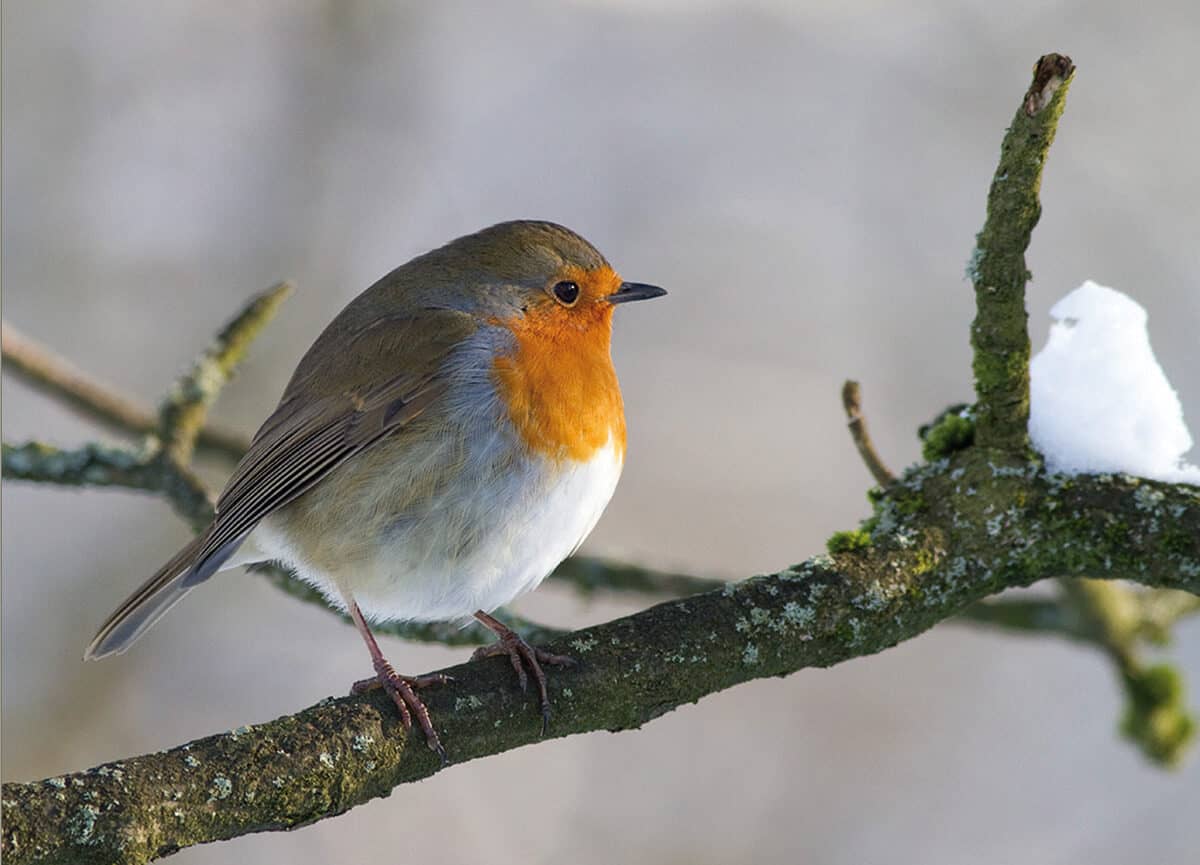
[84,531,248,660]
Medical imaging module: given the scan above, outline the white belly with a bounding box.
[246,431,624,624]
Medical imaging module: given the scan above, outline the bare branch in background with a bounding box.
[2,321,250,460]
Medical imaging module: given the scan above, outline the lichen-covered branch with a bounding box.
[1,441,212,532]
[968,53,1075,452]
[1,321,249,460]
[3,456,1197,865]
[157,282,292,464]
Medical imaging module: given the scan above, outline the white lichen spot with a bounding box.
[742,643,760,665]
[1134,485,1165,512]
[351,734,375,753]
[272,777,286,788]
[67,804,100,844]
[244,790,256,803]
[811,554,835,569]
[964,246,985,282]
[228,725,252,740]
[183,755,200,769]
[46,777,66,789]
[570,636,599,653]
[318,752,336,769]
[562,688,574,698]
[209,776,232,800]
[364,760,377,772]
[988,462,1030,478]
[782,601,815,629]
[454,695,484,712]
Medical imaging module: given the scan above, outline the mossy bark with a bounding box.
[4,454,1197,865]
[969,54,1075,453]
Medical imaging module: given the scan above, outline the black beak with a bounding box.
[608,282,667,305]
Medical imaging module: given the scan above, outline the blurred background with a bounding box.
[4,1,1199,863]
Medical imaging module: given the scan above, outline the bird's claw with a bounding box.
[471,617,575,733]
[351,661,450,763]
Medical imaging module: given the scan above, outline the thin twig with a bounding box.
[157,281,292,464]
[841,380,896,487]
[1,320,250,460]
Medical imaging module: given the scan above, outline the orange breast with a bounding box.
[492,300,626,464]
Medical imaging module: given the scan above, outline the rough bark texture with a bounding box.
[968,54,1074,452]
[3,458,1197,865]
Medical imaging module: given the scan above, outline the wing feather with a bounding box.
[188,310,477,578]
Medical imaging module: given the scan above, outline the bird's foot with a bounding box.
[351,661,452,763]
[471,610,575,733]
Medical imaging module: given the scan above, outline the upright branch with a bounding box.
[156,281,292,465]
[968,53,1075,452]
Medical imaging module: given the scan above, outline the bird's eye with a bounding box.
[552,281,580,306]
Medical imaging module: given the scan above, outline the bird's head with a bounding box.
[411,221,666,334]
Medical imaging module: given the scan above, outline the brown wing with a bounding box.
[187,309,478,581]
[85,308,477,659]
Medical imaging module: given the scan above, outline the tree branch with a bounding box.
[156,282,292,465]
[1,441,213,532]
[841,380,896,487]
[3,460,1197,865]
[1,321,249,461]
[968,53,1075,452]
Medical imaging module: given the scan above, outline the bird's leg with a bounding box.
[471,609,575,732]
[343,596,449,762]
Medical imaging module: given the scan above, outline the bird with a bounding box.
[85,220,666,760]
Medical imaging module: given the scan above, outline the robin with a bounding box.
[85,220,666,760]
